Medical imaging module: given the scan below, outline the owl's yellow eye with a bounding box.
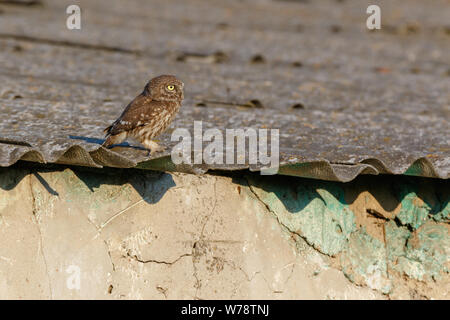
[167,85,175,91]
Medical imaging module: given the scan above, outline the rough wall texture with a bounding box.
[0,165,448,299]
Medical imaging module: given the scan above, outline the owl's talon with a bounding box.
[152,146,166,155]
[145,142,166,157]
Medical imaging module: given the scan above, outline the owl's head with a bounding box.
[144,75,184,102]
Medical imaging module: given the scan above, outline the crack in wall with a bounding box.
[104,240,116,272]
[193,177,219,299]
[221,257,261,283]
[198,177,218,241]
[28,171,53,299]
[222,257,262,299]
[156,285,168,299]
[244,176,307,246]
[127,251,192,266]
[192,241,202,300]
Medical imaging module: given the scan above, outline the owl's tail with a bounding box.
[103,125,113,135]
[102,131,127,148]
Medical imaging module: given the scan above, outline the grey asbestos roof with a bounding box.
[0,0,449,182]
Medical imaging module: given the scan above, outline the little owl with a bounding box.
[102,75,184,155]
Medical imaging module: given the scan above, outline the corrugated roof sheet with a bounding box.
[0,0,448,181]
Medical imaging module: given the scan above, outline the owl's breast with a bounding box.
[132,101,181,140]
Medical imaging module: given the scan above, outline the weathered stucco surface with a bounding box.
[0,165,448,299]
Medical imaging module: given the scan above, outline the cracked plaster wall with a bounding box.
[0,166,448,299]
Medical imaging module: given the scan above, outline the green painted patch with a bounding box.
[56,169,134,213]
[385,220,410,267]
[403,162,424,177]
[248,177,356,256]
[403,223,449,281]
[394,182,440,230]
[433,186,449,222]
[396,256,427,280]
[386,220,449,281]
[340,228,391,293]
[434,201,449,222]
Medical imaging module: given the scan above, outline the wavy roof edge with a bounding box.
[0,143,447,182]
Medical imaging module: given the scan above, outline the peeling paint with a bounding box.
[394,181,440,230]
[402,223,449,281]
[340,228,391,294]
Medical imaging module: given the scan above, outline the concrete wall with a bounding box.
[0,165,448,299]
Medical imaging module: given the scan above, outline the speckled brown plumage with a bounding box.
[103,75,184,155]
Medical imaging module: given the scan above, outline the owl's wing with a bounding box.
[105,94,164,136]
